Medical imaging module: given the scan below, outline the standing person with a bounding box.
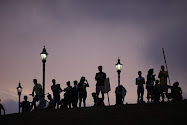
[136,71,145,103]
[51,79,62,109]
[21,96,30,112]
[78,77,89,107]
[153,80,161,103]
[95,66,106,101]
[72,80,79,108]
[146,69,155,103]
[158,65,169,102]
[63,81,73,108]
[0,99,5,116]
[30,79,43,110]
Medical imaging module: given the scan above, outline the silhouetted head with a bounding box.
[73,80,78,85]
[33,79,37,85]
[161,65,165,71]
[148,69,154,75]
[138,71,142,76]
[155,80,159,84]
[173,82,179,87]
[98,66,103,72]
[67,81,71,86]
[80,77,85,83]
[24,96,28,101]
[52,79,56,85]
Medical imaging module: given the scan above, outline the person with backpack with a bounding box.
[136,71,145,103]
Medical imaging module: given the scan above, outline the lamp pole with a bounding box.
[43,60,45,96]
[115,58,123,86]
[117,70,121,86]
[40,46,48,98]
[17,82,22,113]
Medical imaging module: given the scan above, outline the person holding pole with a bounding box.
[158,65,168,102]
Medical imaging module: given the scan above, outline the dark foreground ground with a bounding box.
[1,100,187,125]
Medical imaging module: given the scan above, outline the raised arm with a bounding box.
[85,80,89,87]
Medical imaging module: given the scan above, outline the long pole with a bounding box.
[18,94,20,113]
[118,71,121,86]
[162,48,171,86]
[43,62,45,98]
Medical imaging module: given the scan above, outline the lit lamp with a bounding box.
[115,58,123,86]
[17,82,22,113]
[40,46,48,97]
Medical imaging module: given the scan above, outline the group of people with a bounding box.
[0,65,184,115]
[20,77,90,112]
[21,66,109,112]
[135,65,183,103]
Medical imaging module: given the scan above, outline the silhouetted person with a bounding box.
[146,69,155,103]
[47,94,56,109]
[171,82,183,102]
[115,85,126,105]
[78,77,89,107]
[51,79,62,109]
[153,80,161,103]
[158,65,169,102]
[136,71,145,103]
[0,99,5,116]
[63,81,73,108]
[21,96,30,112]
[92,92,104,106]
[95,66,106,102]
[72,80,79,108]
[36,95,46,110]
[30,79,43,111]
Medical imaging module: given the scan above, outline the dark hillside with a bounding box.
[1,100,187,125]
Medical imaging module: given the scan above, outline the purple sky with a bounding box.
[0,0,187,114]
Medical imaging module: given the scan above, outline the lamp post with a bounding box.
[17,81,22,113]
[115,58,123,86]
[40,46,48,98]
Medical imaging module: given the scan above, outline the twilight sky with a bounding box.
[0,0,187,114]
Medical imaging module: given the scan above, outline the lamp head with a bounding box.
[115,57,123,72]
[40,46,48,63]
[17,81,23,95]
